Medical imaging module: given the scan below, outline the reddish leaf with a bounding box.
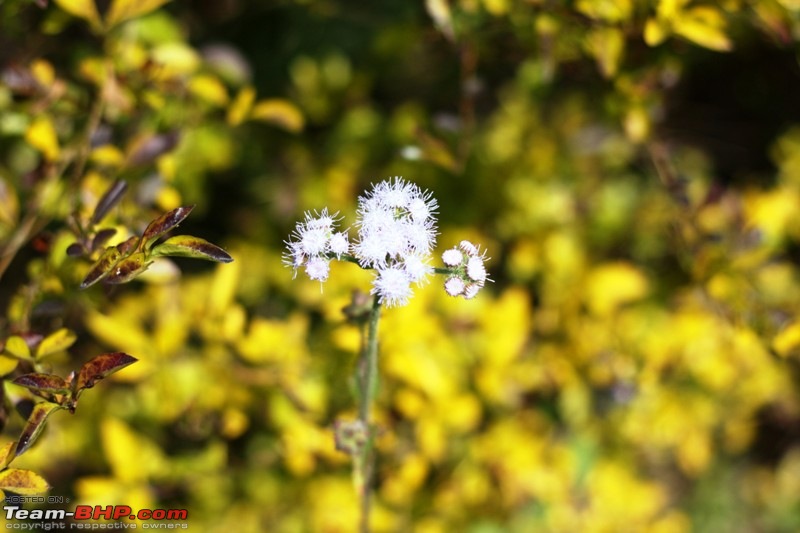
[103,252,149,284]
[16,402,61,457]
[115,235,140,255]
[80,246,121,289]
[151,235,233,263]
[91,180,128,224]
[66,242,86,257]
[126,132,180,167]
[142,205,194,245]
[75,352,137,392]
[13,373,70,395]
[92,227,118,251]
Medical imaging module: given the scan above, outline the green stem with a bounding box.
[357,296,381,533]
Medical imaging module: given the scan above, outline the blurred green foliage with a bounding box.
[3,0,800,531]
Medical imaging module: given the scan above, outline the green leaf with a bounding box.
[151,235,233,263]
[142,205,194,245]
[13,374,70,397]
[16,402,62,457]
[75,352,138,392]
[0,469,49,496]
[102,252,150,284]
[35,328,77,360]
[80,246,122,289]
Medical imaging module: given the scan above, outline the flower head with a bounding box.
[355,177,438,268]
[441,239,491,299]
[355,177,438,306]
[372,265,413,307]
[283,208,346,284]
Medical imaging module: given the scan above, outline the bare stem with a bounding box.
[357,296,381,533]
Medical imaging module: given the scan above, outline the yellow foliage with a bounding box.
[101,418,166,482]
[585,262,649,316]
[251,99,305,133]
[25,116,60,161]
[30,60,55,87]
[150,42,201,78]
[588,460,665,528]
[53,0,102,31]
[576,0,632,22]
[188,74,230,106]
[672,7,733,52]
[773,320,800,357]
[105,0,172,30]
[227,86,256,126]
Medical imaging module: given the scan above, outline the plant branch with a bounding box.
[356,295,381,533]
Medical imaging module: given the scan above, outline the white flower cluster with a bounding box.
[355,178,438,307]
[441,240,491,299]
[285,177,491,306]
[283,208,349,282]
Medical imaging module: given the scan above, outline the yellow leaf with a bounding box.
[35,328,77,360]
[644,17,671,46]
[585,27,625,78]
[773,321,800,357]
[151,42,200,77]
[576,0,632,23]
[105,0,171,29]
[624,105,651,143]
[102,418,165,482]
[227,86,255,126]
[0,355,18,376]
[482,0,510,16]
[30,60,55,87]
[3,336,31,360]
[425,0,455,40]
[585,262,649,315]
[53,0,102,31]
[89,145,125,167]
[250,99,305,133]
[673,7,733,51]
[656,0,691,20]
[0,469,49,495]
[0,441,17,468]
[188,74,229,107]
[25,116,60,161]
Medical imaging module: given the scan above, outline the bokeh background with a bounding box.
[3,0,800,531]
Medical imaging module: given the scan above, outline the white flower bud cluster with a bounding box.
[285,178,490,306]
[442,240,491,299]
[355,178,438,307]
[283,208,349,282]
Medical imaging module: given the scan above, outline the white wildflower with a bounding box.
[441,239,491,299]
[329,232,350,257]
[444,276,465,297]
[441,248,463,267]
[284,208,345,284]
[372,266,413,307]
[305,255,331,282]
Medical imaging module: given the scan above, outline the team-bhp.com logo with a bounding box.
[4,505,189,529]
